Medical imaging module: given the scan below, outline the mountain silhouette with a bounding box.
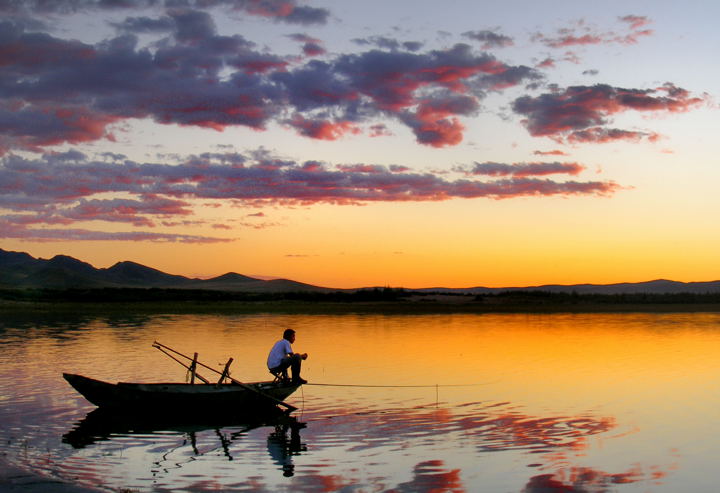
[2,247,720,294]
[0,248,334,292]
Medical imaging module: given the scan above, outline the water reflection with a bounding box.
[267,420,307,477]
[394,460,463,492]
[523,464,677,493]
[0,311,155,331]
[55,396,630,491]
[3,312,720,491]
[63,408,308,480]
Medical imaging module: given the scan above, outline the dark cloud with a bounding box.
[0,102,120,154]
[0,19,285,149]
[462,30,514,49]
[287,33,325,57]
[469,161,584,177]
[512,83,705,143]
[110,16,177,34]
[368,123,393,137]
[0,0,153,15]
[0,222,233,243]
[271,3,329,25]
[0,7,695,159]
[403,41,423,52]
[0,0,330,25]
[567,127,660,144]
[169,8,217,43]
[351,36,424,52]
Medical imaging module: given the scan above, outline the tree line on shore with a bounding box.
[2,287,720,304]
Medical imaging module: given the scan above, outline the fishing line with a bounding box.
[299,384,305,420]
[305,381,497,388]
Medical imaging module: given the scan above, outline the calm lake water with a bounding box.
[2,311,720,492]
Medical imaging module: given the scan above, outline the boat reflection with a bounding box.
[63,407,307,477]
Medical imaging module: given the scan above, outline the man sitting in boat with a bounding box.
[267,329,308,384]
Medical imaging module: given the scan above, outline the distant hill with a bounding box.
[0,248,334,292]
[419,278,720,295]
[2,247,720,295]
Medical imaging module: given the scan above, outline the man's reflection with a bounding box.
[266,419,306,477]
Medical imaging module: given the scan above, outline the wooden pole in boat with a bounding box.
[154,345,210,383]
[189,352,199,384]
[219,358,233,384]
[152,341,297,412]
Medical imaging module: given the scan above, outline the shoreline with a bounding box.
[2,299,720,314]
[0,457,102,493]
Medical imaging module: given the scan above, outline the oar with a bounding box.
[152,341,297,412]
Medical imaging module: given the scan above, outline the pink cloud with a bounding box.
[414,117,465,147]
[534,16,654,51]
[619,15,652,30]
[286,115,360,140]
[337,164,388,173]
[536,57,556,69]
[542,33,604,48]
[534,149,569,156]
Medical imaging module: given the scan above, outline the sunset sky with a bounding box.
[0,0,717,288]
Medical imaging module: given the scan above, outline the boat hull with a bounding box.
[63,373,300,415]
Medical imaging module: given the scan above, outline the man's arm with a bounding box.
[285,340,307,359]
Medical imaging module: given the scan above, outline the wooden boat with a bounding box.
[63,373,300,414]
[63,341,302,415]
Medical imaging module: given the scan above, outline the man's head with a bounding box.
[283,328,296,342]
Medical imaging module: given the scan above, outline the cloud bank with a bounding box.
[0,150,618,242]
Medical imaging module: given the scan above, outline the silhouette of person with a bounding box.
[267,329,308,384]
